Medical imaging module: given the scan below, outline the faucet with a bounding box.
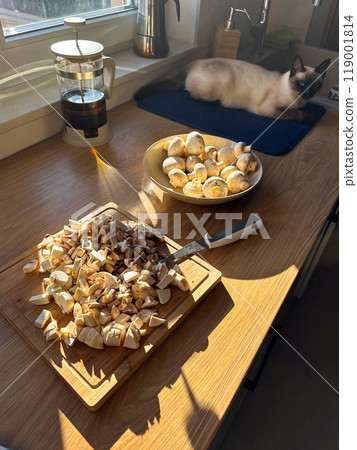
[232,0,272,55]
[249,0,272,55]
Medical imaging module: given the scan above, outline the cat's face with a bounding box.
[289,55,331,99]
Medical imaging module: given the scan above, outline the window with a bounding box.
[0,0,136,38]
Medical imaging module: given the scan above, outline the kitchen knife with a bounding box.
[161,214,262,263]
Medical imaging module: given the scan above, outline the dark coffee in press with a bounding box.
[61,88,107,138]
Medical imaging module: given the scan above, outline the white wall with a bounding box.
[267,0,315,42]
[166,0,226,48]
[166,0,200,44]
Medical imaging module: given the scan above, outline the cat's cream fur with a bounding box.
[185,56,330,122]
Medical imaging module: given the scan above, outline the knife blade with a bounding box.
[161,214,262,263]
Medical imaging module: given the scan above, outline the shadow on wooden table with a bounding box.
[55,282,233,448]
[182,371,220,449]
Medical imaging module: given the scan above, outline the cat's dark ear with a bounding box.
[315,58,331,78]
[290,55,305,77]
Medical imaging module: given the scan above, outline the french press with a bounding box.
[51,17,115,146]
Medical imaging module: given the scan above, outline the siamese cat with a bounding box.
[185,56,331,122]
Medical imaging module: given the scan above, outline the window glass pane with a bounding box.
[0,0,135,37]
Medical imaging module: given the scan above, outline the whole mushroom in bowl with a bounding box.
[183,179,204,197]
[185,132,205,156]
[162,156,186,174]
[203,177,229,198]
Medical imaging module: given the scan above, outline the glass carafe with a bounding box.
[51,19,115,143]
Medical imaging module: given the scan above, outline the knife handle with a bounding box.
[203,214,262,249]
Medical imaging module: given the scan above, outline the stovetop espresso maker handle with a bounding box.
[165,0,180,21]
[103,56,116,100]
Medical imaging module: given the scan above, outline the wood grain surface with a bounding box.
[0,100,338,449]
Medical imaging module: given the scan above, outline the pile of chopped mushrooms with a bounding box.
[24,214,189,350]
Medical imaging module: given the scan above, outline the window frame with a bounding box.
[0,8,137,78]
[1,2,136,40]
[0,5,137,51]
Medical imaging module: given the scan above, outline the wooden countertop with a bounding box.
[0,100,338,449]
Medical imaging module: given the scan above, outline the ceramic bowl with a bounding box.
[143,133,263,205]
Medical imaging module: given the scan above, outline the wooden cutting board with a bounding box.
[0,203,221,410]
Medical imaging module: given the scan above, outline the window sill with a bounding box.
[0,40,208,160]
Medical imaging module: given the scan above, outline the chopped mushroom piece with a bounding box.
[169,270,190,291]
[29,293,50,305]
[102,324,123,346]
[122,303,138,314]
[149,316,166,327]
[111,305,120,320]
[78,327,91,343]
[74,287,88,302]
[50,270,69,288]
[88,282,103,296]
[51,245,65,259]
[114,313,130,324]
[123,271,140,283]
[63,322,79,347]
[142,296,159,309]
[72,257,83,279]
[85,329,104,349]
[103,272,118,289]
[157,288,171,304]
[64,336,77,348]
[82,313,97,328]
[135,299,144,310]
[99,311,111,325]
[90,250,106,264]
[123,324,141,349]
[43,321,59,341]
[137,309,158,324]
[53,290,74,314]
[132,316,144,328]
[23,260,38,274]
[34,309,52,328]
[44,321,57,334]
[41,258,56,272]
[73,302,82,319]
[156,273,174,289]
[46,284,62,300]
[139,270,155,285]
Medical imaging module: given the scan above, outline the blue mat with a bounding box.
[137,89,326,156]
